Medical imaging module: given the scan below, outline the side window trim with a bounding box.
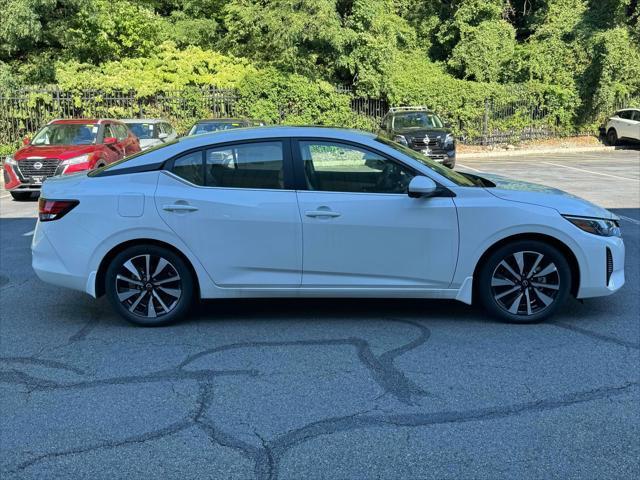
[165,138,295,190]
[290,137,421,193]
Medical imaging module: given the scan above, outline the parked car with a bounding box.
[378,107,456,168]
[186,118,266,136]
[122,119,177,150]
[4,119,140,200]
[602,108,640,145]
[33,127,624,327]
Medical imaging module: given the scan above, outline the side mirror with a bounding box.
[22,136,30,146]
[408,176,437,198]
[103,136,117,145]
[158,132,168,140]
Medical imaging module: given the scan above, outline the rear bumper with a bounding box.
[31,225,87,293]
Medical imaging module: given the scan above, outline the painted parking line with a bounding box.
[22,229,35,236]
[619,215,640,226]
[456,163,484,172]
[541,162,639,182]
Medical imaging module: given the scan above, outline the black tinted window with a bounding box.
[205,141,284,189]
[618,110,633,120]
[173,151,204,185]
[299,141,414,194]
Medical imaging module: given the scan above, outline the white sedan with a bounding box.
[32,127,625,326]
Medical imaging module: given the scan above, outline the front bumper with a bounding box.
[576,235,625,298]
[408,145,456,168]
[4,161,57,191]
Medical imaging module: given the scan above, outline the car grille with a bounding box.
[606,247,613,286]
[411,136,440,149]
[17,158,60,178]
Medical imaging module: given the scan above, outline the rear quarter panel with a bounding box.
[39,171,217,297]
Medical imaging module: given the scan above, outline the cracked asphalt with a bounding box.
[1,149,639,479]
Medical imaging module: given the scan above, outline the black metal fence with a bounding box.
[0,87,238,145]
[0,87,637,147]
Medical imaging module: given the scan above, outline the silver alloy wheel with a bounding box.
[115,254,182,318]
[490,250,560,316]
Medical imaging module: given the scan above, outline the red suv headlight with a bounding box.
[38,198,79,222]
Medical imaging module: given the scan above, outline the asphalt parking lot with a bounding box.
[1,148,639,479]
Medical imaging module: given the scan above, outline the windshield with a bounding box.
[375,137,478,187]
[126,122,156,139]
[393,112,444,129]
[31,123,98,146]
[189,121,245,135]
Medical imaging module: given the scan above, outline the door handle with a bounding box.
[305,210,341,218]
[162,204,198,212]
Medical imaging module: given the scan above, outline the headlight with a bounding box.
[443,133,455,148]
[563,215,621,237]
[393,135,408,146]
[5,155,17,166]
[60,154,90,166]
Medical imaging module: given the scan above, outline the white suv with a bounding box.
[604,108,640,145]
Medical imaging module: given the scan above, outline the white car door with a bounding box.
[630,110,640,141]
[293,139,459,289]
[617,110,637,139]
[155,140,302,287]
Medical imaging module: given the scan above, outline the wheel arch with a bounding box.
[95,238,200,299]
[471,233,580,302]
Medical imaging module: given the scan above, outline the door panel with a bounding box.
[293,139,458,288]
[101,124,123,164]
[297,191,458,287]
[155,141,302,287]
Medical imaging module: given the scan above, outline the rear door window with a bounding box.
[205,141,284,189]
[172,151,204,185]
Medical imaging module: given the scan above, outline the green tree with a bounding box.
[221,0,343,77]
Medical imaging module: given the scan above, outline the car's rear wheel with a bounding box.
[477,240,571,323]
[105,245,195,326]
[607,128,619,146]
[10,191,32,201]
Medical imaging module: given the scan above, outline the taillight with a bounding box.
[38,198,79,222]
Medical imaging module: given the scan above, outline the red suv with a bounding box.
[3,119,141,200]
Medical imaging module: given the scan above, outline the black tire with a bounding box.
[607,128,618,146]
[477,240,571,324]
[105,244,195,326]
[10,191,32,201]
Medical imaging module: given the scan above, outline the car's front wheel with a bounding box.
[477,240,571,323]
[607,128,619,146]
[105,244,195,326]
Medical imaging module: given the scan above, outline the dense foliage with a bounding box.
[1,0,639,136]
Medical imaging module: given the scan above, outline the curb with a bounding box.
[457,145,618,159]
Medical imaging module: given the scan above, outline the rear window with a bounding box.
[127,123,156,139]
[188,122,245,135]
